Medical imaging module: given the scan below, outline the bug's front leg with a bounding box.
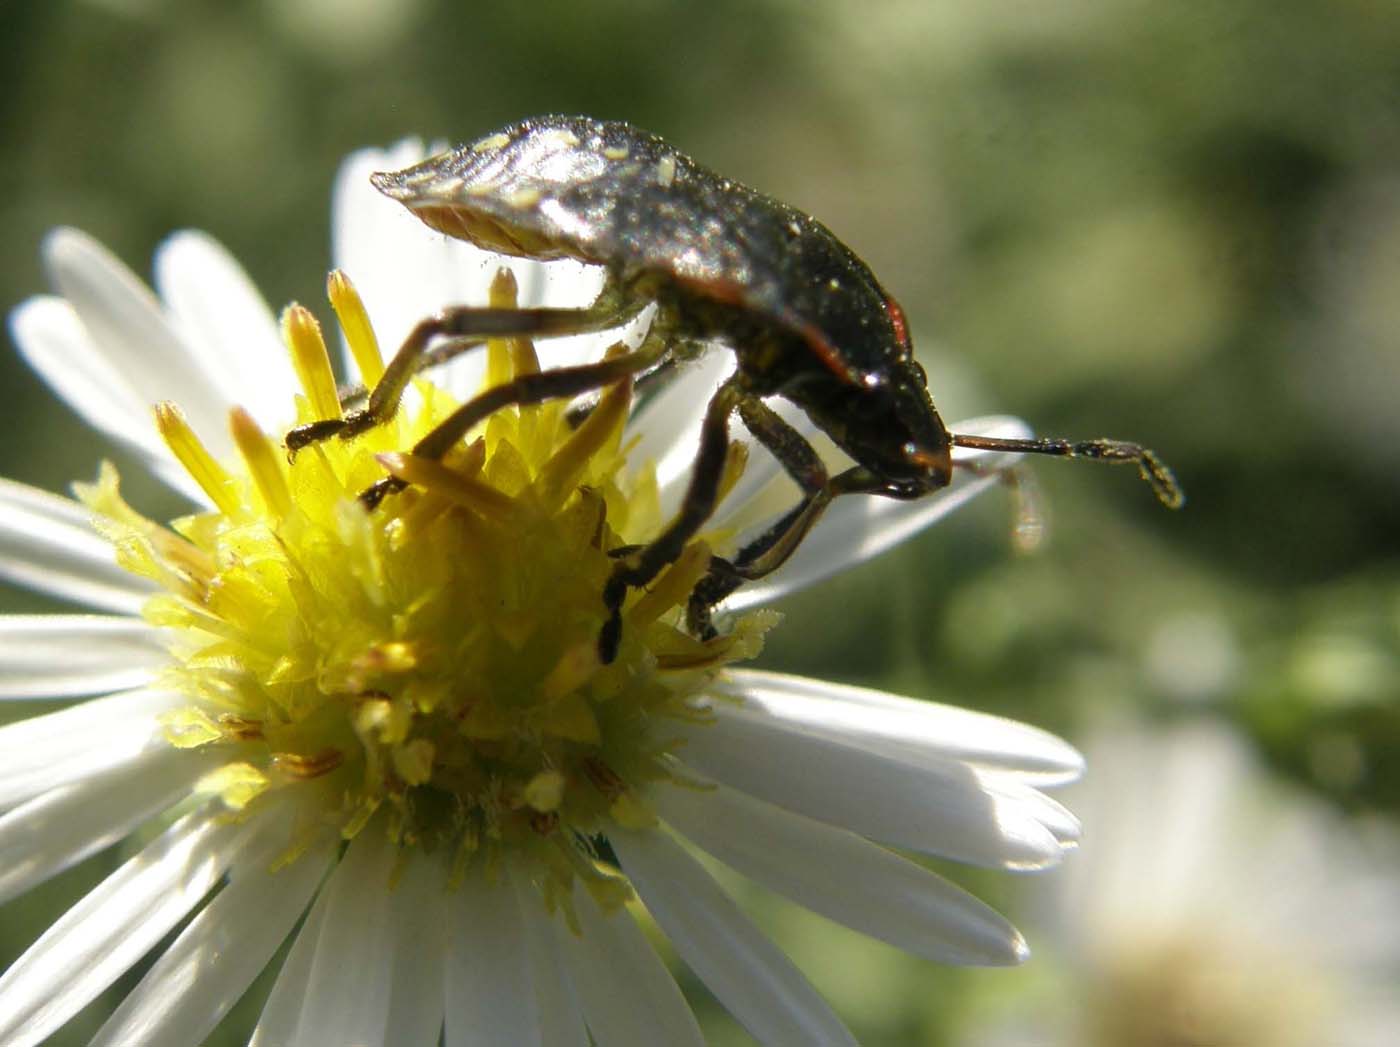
[683,405,917,640]
[598,378,747,664]
[684,398,833,639]
[285,273,645,455]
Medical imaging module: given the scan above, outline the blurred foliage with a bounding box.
[2,0,1398,1044]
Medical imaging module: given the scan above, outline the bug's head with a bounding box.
[794,359,953,495]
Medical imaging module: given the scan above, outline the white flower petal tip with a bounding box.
[0,480,156,616]
[38,227,231,458]
[152,230,296,429]
[720,670,1085,786]
[654,781,1036,968]
[676,691,1075,871]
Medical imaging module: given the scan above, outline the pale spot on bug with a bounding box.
[539,197,594,240]
[656,155,677,187]
[472,132,511,153]
[602,145,630,160]
[537,128,581,149]
[505,187,542,208]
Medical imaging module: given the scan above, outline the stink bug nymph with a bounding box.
[287,115,1183,662]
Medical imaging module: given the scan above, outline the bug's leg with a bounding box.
[949,432,1185,510]
[685,456,912,639]
[286,276,645,455]
[359,333,670,509]
[565,351,680,429]
[598,378,747,663]
[950,457,1047,553]
[685,399,833,638]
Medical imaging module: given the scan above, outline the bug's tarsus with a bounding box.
[949,432,1185,510]
[359,477,406,510]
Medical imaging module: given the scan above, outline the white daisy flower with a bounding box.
[965,722,1400,1047]
[0,142,1083,1047]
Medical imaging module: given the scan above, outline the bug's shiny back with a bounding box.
[373,115,953,486]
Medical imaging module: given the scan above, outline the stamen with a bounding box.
[534,376,631,510]
[229,407,292,518]
[628,540,712,627]
[196,761,271,809]
[282,304,343,422]
[538,642,600,703]
[376,451,516,520]
[328,269,385,387]
[488,268,541,380]
[717,441,750,505]
[153,401,241,515]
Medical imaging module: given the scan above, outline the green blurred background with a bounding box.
[2,1,1398,1043]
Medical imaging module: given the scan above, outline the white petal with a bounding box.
[10,296,165,459]
[512,875,589,1046]
[443,871,588,1047]
[717,668,1084,785]
[43,228,233,458]
[443,873,543,1047]
[522,267,648,373]
[981,772,1081,845]
[333,142,490,388]
[560,882,705,1047]
[9,296,206,503]
[250,877,332,1047]
[705,395,828,535]
[0,689,182,809]
[382,855,447,1046]
[628,349,736,507]
[0,811,246,1047]
[154,230,297,430]
[611,826,857,1046]
[0,614,167,699]
[723,415,1032,611]
[0,478,155,615]
[291,830,398,1047]
[655,781,1029,966]
[91,823,335,1047]
[0,744,209,905]
[676,697,1065,869]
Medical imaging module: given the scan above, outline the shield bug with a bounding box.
[287,115,1183,662]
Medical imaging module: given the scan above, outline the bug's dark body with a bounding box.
[372,115,951,489]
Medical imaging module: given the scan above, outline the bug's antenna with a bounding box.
[950,432,1185,510]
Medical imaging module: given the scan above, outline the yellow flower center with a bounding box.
[78,268,775,908]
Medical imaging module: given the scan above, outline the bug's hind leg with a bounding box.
[285,272,646,455]
[359,331,671,509]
